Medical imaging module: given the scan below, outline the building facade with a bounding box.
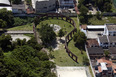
[98,24,116,47]
[32,0,56,13]
[12,4,26,13]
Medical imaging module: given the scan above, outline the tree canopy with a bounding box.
[83,56,89,66]
[78,2,89,24]
[0,34,12,52]
[12,0,22,4]
[0,19,7,28]
[80,5,88,15]
[39,24,56,45]
[73,30,87,47]
[84,0,112,12]
[58,29,65,39]
[0,8,14,28]
[0,35,56,77]
[95,0,112,12]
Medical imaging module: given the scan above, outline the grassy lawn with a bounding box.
[71,17,80,29]
[68,40,88,65]
[7,23,33,31]
[51,38,88,66]
[88,16,116,25]
[51,44,78,66]
[37,19,74,35]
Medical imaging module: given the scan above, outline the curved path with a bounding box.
[33,13,78,63]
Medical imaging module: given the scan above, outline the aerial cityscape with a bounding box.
[0,0,116,77]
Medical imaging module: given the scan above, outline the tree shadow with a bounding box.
[49,39,58,49]
[0,30,7,35]
[74,43,85,51]
[58,38,65,44]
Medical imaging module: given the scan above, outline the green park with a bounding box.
[0,8,90,77]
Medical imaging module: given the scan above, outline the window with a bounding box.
[104,42,108,44]
[44,7,47,9]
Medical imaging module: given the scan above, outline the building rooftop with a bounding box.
[0,0,10,5]
[86,39,99,48]
[97,58,112,66]
[108,36,116,43]
[100,62,108,71]
[87,47,103,54]
[99,35,108,43]
[109,47,116,54]
[0,0,12,11]
[87,25,105,29]
[106,24,116,31]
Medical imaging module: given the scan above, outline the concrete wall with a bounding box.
[35,0,56,13]
[104,25,109,35]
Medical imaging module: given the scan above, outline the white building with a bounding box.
[32,0,56,13]
[87,25,105,30]
[0,0,12,11]
[104,24,116,36]
[97,24,116,47]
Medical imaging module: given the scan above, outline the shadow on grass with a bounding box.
[74,43,85,51]
[49,39,58,49]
